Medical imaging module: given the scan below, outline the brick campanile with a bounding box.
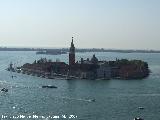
[69,37,75,66]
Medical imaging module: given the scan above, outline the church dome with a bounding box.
[91,54,98,64]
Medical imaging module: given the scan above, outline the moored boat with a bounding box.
[42,85,57,88]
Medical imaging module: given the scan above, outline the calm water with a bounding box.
[0,51,160,120]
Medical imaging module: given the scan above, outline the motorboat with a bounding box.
[133,117,144,120]
[91,99,96,102]
[138,107,144,110]
[86,98,96,102]
[11,75,17,78]
[1,88,8,92]
[42,85,57,88]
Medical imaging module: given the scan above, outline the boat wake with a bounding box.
[60,97,95,102]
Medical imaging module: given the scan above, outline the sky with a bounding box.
[0,0,160,50]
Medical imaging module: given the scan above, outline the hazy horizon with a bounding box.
[0,0,160,50]
[1,46,160,52]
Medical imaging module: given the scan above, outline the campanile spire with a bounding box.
[72,37,73,43]
[69,37,75,66]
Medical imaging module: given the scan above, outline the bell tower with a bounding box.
[69,37,75,66]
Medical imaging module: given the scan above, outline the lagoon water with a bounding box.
[0,51,160,120]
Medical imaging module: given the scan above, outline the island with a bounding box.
[7,57,149,80]
[6,37,149,80]
[7,37,150,80]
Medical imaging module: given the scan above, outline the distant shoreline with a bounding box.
[0,47,160,54]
